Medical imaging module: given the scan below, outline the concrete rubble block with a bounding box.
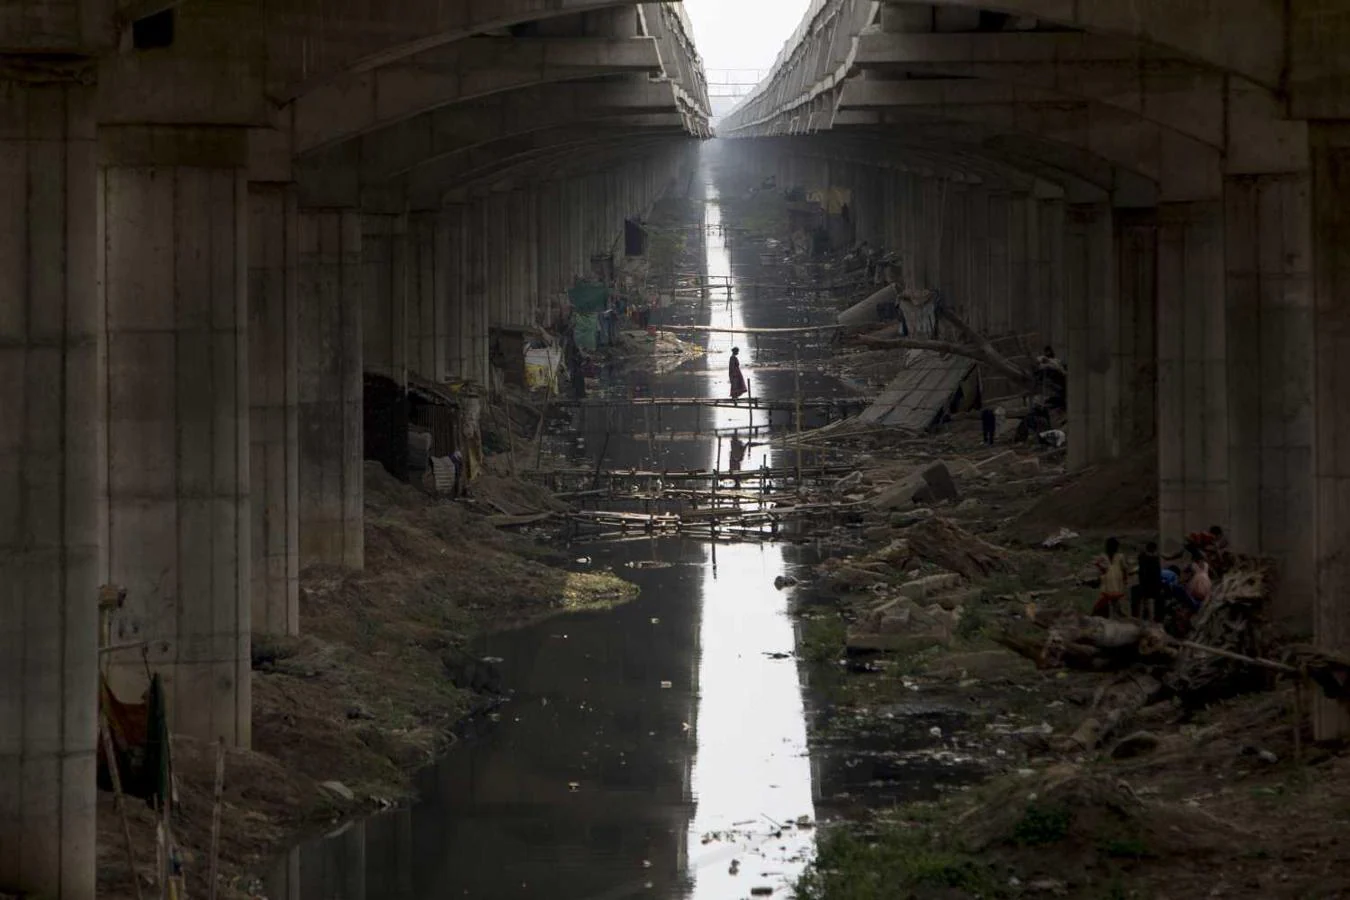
[850,597,959,652]
[871,462,961,510]
[1010,457,1042,477]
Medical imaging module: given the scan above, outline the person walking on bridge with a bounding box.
[729,346,748,400]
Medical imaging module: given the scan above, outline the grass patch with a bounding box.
[797,825,1003,900]
[1012,802,1071,846]
[801,614,848,663]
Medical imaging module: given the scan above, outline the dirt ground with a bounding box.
[781,415,1350,899]
[95,463,633,899]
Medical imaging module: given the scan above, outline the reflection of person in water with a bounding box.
[728,346,748,399]
[729,431,755,471]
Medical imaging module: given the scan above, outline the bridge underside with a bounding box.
[718,0,1350,740]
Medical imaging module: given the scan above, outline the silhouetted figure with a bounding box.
[728,347,747,400]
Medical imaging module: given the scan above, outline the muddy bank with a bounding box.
[95,463,634,899]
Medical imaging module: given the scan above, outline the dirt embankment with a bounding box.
[785,423,1350,899]
[97,463,635,899]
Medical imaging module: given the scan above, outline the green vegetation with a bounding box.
[801,614,848,663]
[1011,802,1071,846]
[797,825,1003,900]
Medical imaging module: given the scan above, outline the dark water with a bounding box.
[265,159,982,900]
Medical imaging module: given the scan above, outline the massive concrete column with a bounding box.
[1065,204,1119,468]
[362,212,407,383]
[1157,200,1228,543]
[409,210,449,381]
[0,78,100,900]
[1224,172,1315,629]
[249,183,300,635]
[1310,123,1350,739]
[100,125,251,746]
[298,209,363,569]
[1115,209,1159,455]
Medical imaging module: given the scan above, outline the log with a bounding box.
[937,306,1036,387]
[853,333,1032,387]
[904,517,1013,580]
[1060,672,1165,752]
[993,615,1174,672]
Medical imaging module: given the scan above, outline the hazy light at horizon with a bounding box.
[683,0,813,79]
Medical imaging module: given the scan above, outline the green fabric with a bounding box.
[145,673,170,810]
[574,313,599,351]
[568,281,608,314]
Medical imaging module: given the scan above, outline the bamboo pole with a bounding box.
[794,340,803,492]
[207,739,225,900]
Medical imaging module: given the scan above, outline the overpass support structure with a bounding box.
[0,2,708,894]
[719,0,1350,737]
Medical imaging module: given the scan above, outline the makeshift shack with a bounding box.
[407,374,482,485]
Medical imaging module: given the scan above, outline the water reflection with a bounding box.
[266,163,820,900]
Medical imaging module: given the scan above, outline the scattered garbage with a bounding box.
[1040,527,1079,549]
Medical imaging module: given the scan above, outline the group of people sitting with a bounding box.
[1092,526,1233,636]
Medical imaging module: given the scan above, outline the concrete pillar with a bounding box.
[986,190,1011,334]
[0,77,100,900]
[1310,123,1350,739]
[1223,173,1315,629]
[1066,203,1119,470]
[297,209,363,570]
[99,125,251,746]
[967,185,991,334]
[249,183,300,635]
[1007,192,1033,331]
[361,212,407,383]
[1157,200,1228,544]
[1036,197,1068,354]
[1115,209,1159,455]
[408,210,449,381]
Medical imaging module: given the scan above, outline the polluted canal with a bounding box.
[266,150,983,899]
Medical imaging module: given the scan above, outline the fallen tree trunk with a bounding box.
[937,306,1035,387]
[994,614,1175,671]
[1059,672,1166,752]
[905,517,1014,580]
[853,332,1034,387]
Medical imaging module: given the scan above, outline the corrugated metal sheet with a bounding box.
[860,350,975,431]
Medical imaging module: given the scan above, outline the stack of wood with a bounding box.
[993,561,1277,751]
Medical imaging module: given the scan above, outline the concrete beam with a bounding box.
[291,36,665,156]
[903,0,1286,89]
[269,0,671,100]
[851,31,1227,150]
[834,97,1218,201]
[349,79,681,183]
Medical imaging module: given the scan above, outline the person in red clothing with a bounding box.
[728,347,748,400]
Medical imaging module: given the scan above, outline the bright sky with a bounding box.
[683,0,814,79]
